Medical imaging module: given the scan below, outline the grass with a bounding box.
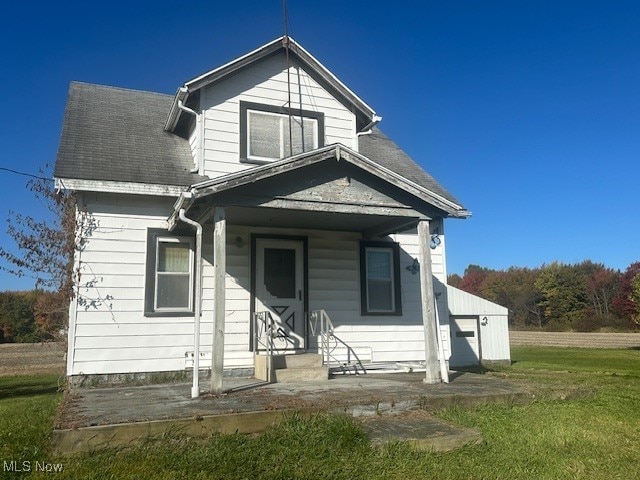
[1,347,639,479]
[0,375,63,477]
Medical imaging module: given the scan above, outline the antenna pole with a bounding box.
[283,0,293,156]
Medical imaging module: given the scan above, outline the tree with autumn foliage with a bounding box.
[0,168,76,340]
[450,260,639,331]
[612,262,640,328]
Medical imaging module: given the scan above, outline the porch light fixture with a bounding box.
[430,229,441,250]
[406,258,420,274]
[235,236,244,248]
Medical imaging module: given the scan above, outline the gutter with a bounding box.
[357,115,382,136]
[178,204,204,399]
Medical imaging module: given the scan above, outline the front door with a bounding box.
[255,238,305,351]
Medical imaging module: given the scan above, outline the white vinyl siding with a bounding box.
[68,193,210,376]
[68,200,452,375]
[199,53,357,178]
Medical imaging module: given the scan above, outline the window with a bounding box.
[359,241,402,315]
[240,101,324,163]
[145,229,194,316]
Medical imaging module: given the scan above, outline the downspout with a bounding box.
[177,87,201,174]
[179,207,203,399]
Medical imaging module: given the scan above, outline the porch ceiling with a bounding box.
[222,206,419,237]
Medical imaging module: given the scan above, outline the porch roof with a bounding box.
[169,144,470,232]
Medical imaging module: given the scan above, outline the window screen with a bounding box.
[144,230,194,316]
[359,241,402,315]
[240,102,324,163]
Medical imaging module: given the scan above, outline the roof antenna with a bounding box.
[283,0,293,156]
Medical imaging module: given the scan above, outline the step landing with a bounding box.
[360,409,482,452]
[255,353,328,382]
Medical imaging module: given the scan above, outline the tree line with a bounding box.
[449,261,640,331]
[0,167,75,343]
[0,290,63,342]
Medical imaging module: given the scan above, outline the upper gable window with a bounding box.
[240,101,324,164]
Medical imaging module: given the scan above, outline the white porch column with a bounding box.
[210,206,226,394]
[418,219,442,384]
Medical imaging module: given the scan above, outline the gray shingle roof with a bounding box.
[55,82,205,187]
[55,82,463,211]
[358,127,463,208]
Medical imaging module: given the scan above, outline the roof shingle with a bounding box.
[358,128,463,208]
[55,82,205,187]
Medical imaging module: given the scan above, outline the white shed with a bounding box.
[446,285,510,368]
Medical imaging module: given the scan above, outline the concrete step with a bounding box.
[361,409,482,452]
[273,366,328,383]
[273,353,323,369]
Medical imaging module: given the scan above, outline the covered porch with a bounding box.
[168,145,468,396]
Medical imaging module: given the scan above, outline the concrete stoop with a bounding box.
[255,353,328,383]
[360,410,482,452]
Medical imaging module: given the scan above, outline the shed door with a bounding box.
[449,317,480,367]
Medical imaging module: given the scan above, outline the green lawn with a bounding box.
[2,347,639,479]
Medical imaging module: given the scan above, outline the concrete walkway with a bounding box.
[52,371,554,455]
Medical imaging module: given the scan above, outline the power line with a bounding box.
[0,166,51,181]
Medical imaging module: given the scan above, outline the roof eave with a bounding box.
[183,143,466,215]
[166,36,377,134]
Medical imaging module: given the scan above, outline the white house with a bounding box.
[54,36,509,396]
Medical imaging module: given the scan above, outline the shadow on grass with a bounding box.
[0,377,60,400]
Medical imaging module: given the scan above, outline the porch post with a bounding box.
[418,220,442,384]
[210,206,226,394]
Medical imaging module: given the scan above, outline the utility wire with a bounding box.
[0,166,51,181]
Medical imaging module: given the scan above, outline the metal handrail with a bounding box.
[309,309,366,375]
[253,311,275,382]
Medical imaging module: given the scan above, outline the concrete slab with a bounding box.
[52,371,583,455]
[361,410,482,452]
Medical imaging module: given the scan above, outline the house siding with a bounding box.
[68,195,450,376]
[199,53,358,178]
[447,285,510,364]
[69,193,210,376]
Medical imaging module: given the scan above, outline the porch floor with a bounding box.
[52,371,581,454]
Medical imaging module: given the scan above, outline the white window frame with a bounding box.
[153,236,194,313]
[246,109,319,162]
[239,101,325,165]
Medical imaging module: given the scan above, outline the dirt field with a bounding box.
[509,331,640,349]
[0,342,65,376]
[1,333,638,377]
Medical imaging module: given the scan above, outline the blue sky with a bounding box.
[1,1,639,291]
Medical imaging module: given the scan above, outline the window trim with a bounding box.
[145,229,195,317]
[239,101,325,164]
[359,240,402,316]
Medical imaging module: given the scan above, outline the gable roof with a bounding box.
[170,144,469,228]
[54,82,205,188]
[164,36,378,134]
